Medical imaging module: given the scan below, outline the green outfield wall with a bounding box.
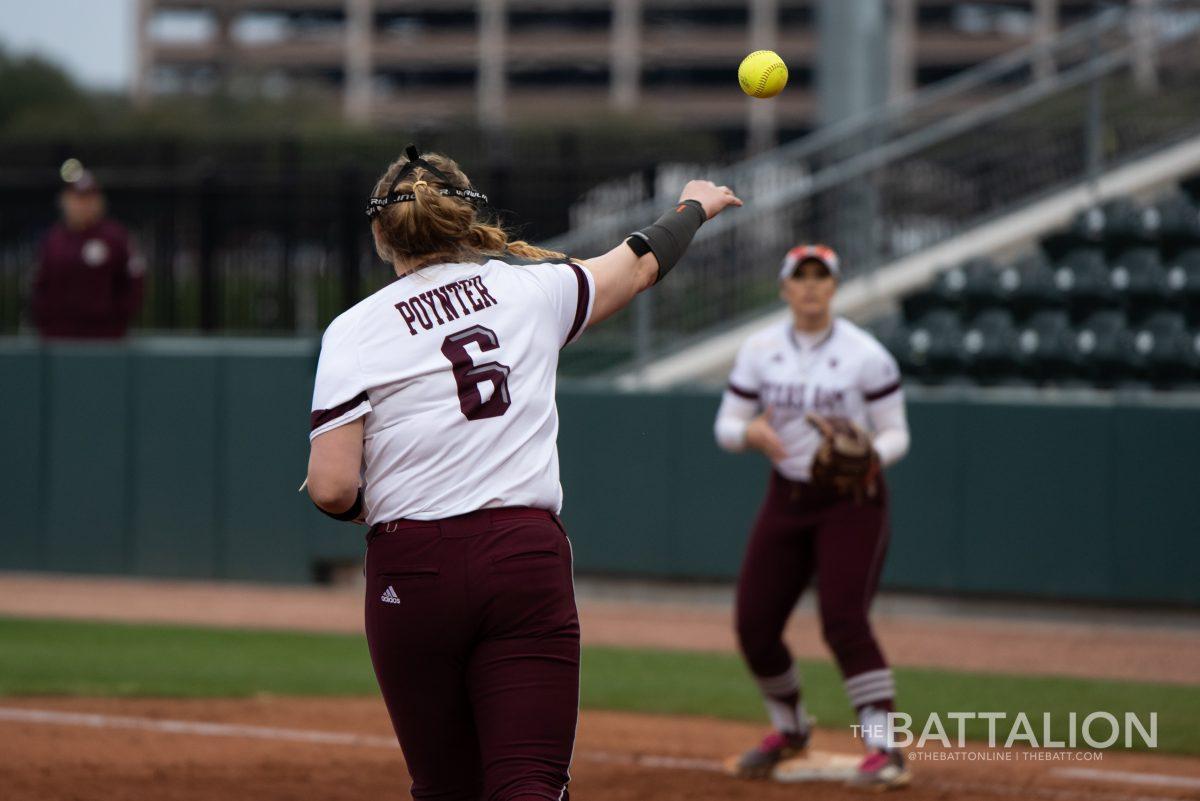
[2,338,1198,605]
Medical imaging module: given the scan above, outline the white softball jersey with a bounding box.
[717,318,906,481]
[310,257,595,524]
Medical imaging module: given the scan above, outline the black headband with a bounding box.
[365,144,489,219]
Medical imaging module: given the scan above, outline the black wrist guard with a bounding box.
[625,198,706,283]
[317,488,364,523]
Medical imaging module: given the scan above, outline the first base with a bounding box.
[772,750,860,782]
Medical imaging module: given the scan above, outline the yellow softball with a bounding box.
[738,50,788,99]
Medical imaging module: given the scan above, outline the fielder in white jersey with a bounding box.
[304,144,741,801]
[309,256,595,523]
[714,245,912,789]
[716,313,908,480]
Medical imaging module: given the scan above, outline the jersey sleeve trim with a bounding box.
[564,262,594,346]
[310,391,371,439]
[727,382,760,400]
[864,380,902,403]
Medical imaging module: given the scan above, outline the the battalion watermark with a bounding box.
[852,712,1157,761]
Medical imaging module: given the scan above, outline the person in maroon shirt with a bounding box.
[32,170,144,339]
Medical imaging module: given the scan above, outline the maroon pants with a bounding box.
[736,471,891,683]
[364,507,579,801]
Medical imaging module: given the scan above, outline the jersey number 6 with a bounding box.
[440,325,512,421]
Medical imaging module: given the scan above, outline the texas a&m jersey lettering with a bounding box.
[760,383,847,414]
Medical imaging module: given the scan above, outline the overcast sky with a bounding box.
[1,0,136,90]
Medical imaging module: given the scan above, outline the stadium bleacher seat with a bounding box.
[1009,253,1062,318]
[900,286,945,323]
[919,262,974,315]
[905,310,966,380]
[874,176,1200,389]
[1109,248,1167,323]
[1074,309,1139,386]
[1133,311,1197,385]
[960,257,1002,315]
[988,263,1024,310]
[1044,197,1151,258]
[1166,249,1200,322]
[961,308,1020,382]
[1056,249,1115,319]
[1152,192,1200,250]
[1088,197,1155,249]
[1017,310,1078,382]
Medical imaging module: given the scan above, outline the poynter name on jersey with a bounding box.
[395,276,500,336]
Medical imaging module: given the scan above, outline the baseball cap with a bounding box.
[61,158,101,194]
[64,170,101,194]
[780,244,840,280]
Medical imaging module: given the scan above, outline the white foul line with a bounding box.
[3,706,1197,801]
[580,749,724,772]
[1054,768,1200,791]
[0,706,727,771]
[0,707,400,749]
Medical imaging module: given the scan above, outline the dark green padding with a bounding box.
[1,338,1197,604]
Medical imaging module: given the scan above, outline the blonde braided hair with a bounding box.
[369,152,566,269]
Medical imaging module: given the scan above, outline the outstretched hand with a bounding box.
[679,180,743,220]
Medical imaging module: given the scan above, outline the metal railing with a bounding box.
[547,2,1200,372]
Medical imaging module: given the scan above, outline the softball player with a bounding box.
[306,145,740,801]
[714,245,912,789]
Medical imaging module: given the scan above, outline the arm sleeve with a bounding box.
[520,261,597,347]
[714,391,759,452]
[714,338,763,451]
[860,343,908,466]
[310,317,373,440]
[867,390,910,467]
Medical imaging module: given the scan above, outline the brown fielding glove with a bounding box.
[806,413,880,503]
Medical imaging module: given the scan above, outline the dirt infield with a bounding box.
[3,572,1200,800]
[1,572,1199,683]
[4,697,1200,801]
